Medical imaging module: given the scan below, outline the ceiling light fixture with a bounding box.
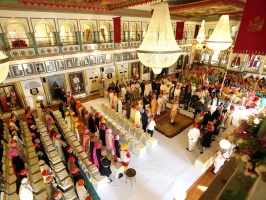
[137,2,181,74]
[0,51,10,83]
[207,15,233,58]
[196,20,206,44]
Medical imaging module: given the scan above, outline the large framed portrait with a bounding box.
[45,61,56,72]
[11,65,24,77]
[34,62,46,73]
[143,65,150,74]
[74,57,82,68]
[131,52,136,59]
[106,53,112,63]
[125,52,131,60]
[90,55,97,66]
[113,53,120,62]
[120,53,125,61]
[131,62,140,79]
[230,54,244,69]
[65,58,74,69]
[47,75,66,101]
[194,50,201,62]
[246,55,261,72]
[220,50,230,67]
[83,57,90,67]
[177,55,183,69]
[0,84,22,113]
[98,55,105,64]
[55,60,65,71]
[69,72,85,95]
[23,63,36,76]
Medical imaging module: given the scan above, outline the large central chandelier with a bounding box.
[0,51,10,83]
[137,2,181,74]
[207,15,233,58]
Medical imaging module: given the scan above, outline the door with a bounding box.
[86,68,100,93]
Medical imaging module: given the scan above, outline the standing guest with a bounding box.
[70,167,84,184]
[200,126,213,154]
[126,100,131,119]
[151,80,157,91]
[222,98,231,114]
[141,109,149,132]
[65,147,79,169]
[67,156,77,173]
[211,150,227,174]
[120,144,131,172]
[16,169,28,195]
[10,150,25,177]
[146,115,156,137]
[93,143,101,169]
[99,123,107,146]
[150,95,157,116]
[88,135,95,160]
[99,80,104,98]
[179,87,186,108]
[224,106,235,128]
[115,82,121,97]
[45,175,56,200]
[94,112,101,131]
[88,113,96,134]
[186,123,200,152]
[202,107,211,127]
[113,134,121,162]
[213,115,224,140]
[140,80,146,97]
[76,179,89,200]
[99,149,112,183]
[19,178,33,200]
[121,85,127,103]
[143,94,150,110]
[54,134,64,161]
[184,89,192,110]
[211,106,221,121]
[134,106,141,128]
[156,94,163,115]
[117,97,123,114]
[169,100,180,125]
[53,190,63,200]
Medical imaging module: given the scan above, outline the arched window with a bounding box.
[121,23,128,42]
[5,20,31,48]
[130,23,140,41]
[35,21,56,46]
[60,21,76,45]
[81,22,95,44]
[100,22,112,43]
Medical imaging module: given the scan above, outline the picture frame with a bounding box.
[98,54,105,64]
[245,55,261,72]
[220,50,230,67]
[34,62,46,73]
[23,63,36,76]
[47,75,66,101]
[131,52,136,59]
[55,60,65,71]
[45,61,56,72]
[120,53,125,61]
[125,52,131,60]
[11,65,24,77]
[83,57,90,67]
[0,85,22,112]
[105,53,112,63]
[69,71,85,95]
[90,55,97,66]
[143,65,150,74]
[65,58,74,69]
[131,62,140,79]
[194,50,201,62]
[74,57,82,68]
[113,53,120,62]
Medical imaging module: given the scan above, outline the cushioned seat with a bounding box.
[57,176,74,192]
[63,188,78,200]
[66,132,75,138]
[75,146,83,153]
[88,164,99,174]
[63,128,72,134]
[46,145,56,152]
[32,180,46,195]
[71,141,80,148]
[50,155,62,165]
[1,192,19,200]
[39,127,47,133]
[82,159,93,168]
[38,124,46,129]
[3,183,16,195]
[4,173,16,184]
[69,136,77,143]
[25,136,32,143]
[78,152,88,161]
[30,171,43,183]
[41,135,50,142]
[27,146,35,153]
[44,139,53,147]
[133,142,147,157]
[57,118,65,123]
[128,137,139,152]
[60,124,68,129]
[49,150,59,158]
[194,154,213,173]
[51,162,66,173]
[34,190,47,200]
[56,169,69,181]
[28,157,39,166]
[122,132,132,144]
[29,151,38,159]
[29,164,40,174]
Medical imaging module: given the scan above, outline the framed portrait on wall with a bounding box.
[74,57,82,68]
[246,55,261,72]
[11,65,24,77]
[69,71,85,95]
[98,55,105,64]
[45,61,56,72]
[83,57,90,67]
[220,50,230,67]
[113,53,120,62]
[120,53,125,61]
[47,75,66,101]
[131,62,140,79]
[143,65,150,74]
[194,50,201,62]
[65,58,74,69]
[125,52,131,60]
[34,62,46,73]
[230,54,244,69]
[23,63,36,75]
[177,55,183,69]
[106,53,112,63]
[0,84,22,113]
[131,52,136,59]
[55,60,65,71]
[90,55,97,66]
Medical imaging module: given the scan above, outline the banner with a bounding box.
[194,25,200,39]
[234,0,266,54]
[175,22,184,40]
[113,17,121,43]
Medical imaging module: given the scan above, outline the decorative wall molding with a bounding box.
[83,44,98,51]
[10,48,35,57]
[62,45,80,52]
[130,41,140,47]
[38,47,59,55]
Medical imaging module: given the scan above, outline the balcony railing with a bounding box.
[7,38,32,49]
[35,37,56,47]
[60,36,77,45]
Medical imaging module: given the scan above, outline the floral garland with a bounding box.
[231,119,266,180]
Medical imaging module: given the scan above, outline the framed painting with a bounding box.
[45,61,56,72]
[10,65,24,77]
[90,55,97,66]
[65,58,74,69]
[131,62,140,79]
[69,71,85,95]
[143,65,150,74]
[83,57,90,67]
[230,54,245,69]
[113,53,120,62]
[194,50,201,62]
[0,85,22,112]
[34,62,46,73]
[47,75,66,101]
[177,55,183,69]
[125,52,131,60]
[55,60,65,71]
[245,55,261,72]
[131,52,136,59]
[220,50,230,67]
[120,53,125,61]
[105,53,112,63]
[98,54,105,64]
[201,50,210,64]
[74,57,82,68]
[23,63,36,76]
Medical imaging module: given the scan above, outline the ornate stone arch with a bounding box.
[81,21,95,32]
[35,20,54,33]
[121,22,127,32]
[3,19,29,34]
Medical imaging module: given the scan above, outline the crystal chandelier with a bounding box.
[137,2,181,74]
[196,20,206,43]
[0,51,10,83]
[207,15,233,58]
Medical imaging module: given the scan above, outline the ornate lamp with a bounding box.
[0,51,10,83]
[137,2,181,74]
[207,15,233,58]
[196,20,206,43]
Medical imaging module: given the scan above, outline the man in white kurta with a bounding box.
[186,123,200,152]
[117,97,123,114]
[19,178,33,200]
[121,86,127,103]
[212,150,227,174]
[54,134,65,161]
[134,106,141,128]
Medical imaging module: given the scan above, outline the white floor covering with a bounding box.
[82,84,262,200]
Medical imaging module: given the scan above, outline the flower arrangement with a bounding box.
[12,39,28,48]
[231,119,266,179]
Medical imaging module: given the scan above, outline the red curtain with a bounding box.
[113,17,121,43]
[175,22,184,40]
[194,25,200,39]
[234,0,266,54]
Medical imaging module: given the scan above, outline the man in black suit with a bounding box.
[151,80,157,91]
[115,83,121,96]
[143,94,150,110]
[140,80,145,97]
[141,109,149,132]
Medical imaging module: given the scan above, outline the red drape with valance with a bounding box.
[113,17,121,43]
[175,22,184,40]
